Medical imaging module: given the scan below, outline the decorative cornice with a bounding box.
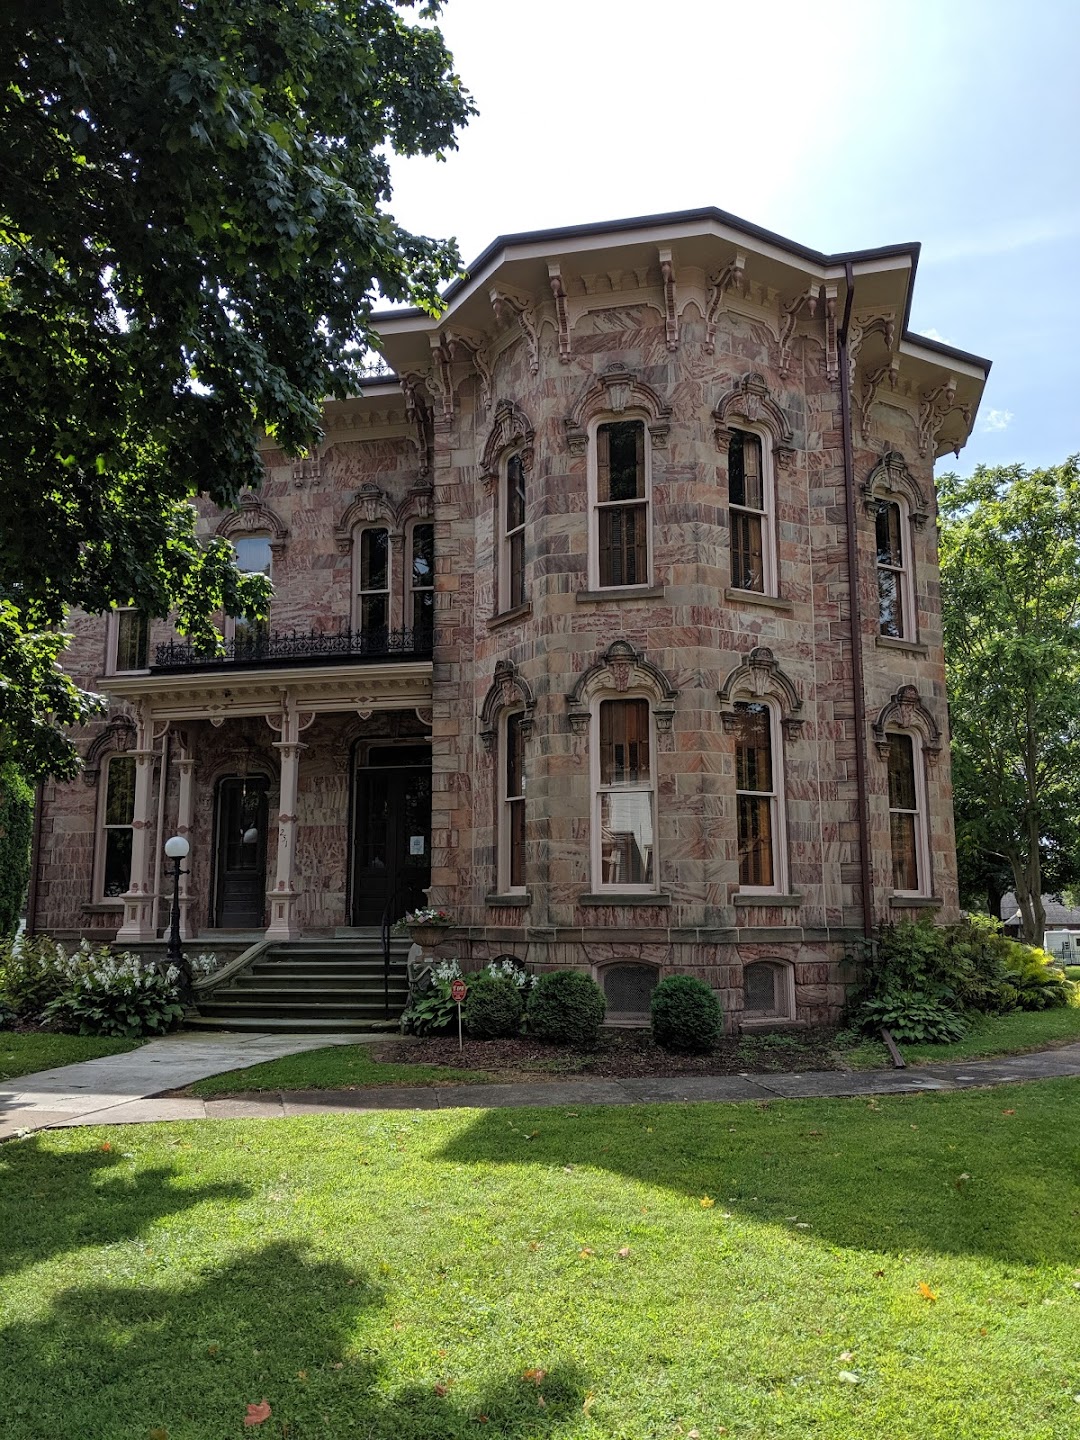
[872,684,942,761]
[718,647,804,735]
[861,450,930,527]
[479,399,536,494]
[215,494,289,552]
[479,660,536,751]
[564,366,673,455]
[489,287,540,376]
[704,251,747,355]
[82,714,137,785]
[547,262,571,363]
[713,372,794,450]
[567,640,678,734]
[658,248,678,351]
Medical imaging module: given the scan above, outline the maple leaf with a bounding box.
[617,1246,631,1259]
[579,1246,594,1258]
[523,1368,547,1384]
[700,1196,715,1209]
[918,1282,938,1301]
[99,1142,112,1152]
[148,1429,169,1440]
[243,1399,271,1427]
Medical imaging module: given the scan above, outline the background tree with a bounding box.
[0,762,33,938]
[0,0,473,780]
[939,458,1080,942]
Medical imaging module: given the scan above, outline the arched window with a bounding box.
[886,731,929,895]
[500,452,527,612]
[500,710,527,893]
[595,696,656,890]
[229,533,273,652]
[106,608,149,674]
[354,526,391,638]
[875,498,914,639]
[96,754,136,901]
[742,959,795,1023]
[728,429,776,595]
[733,701,785,892]
[591,418,650,589]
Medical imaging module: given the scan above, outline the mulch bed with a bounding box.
[378,1027,846,1079]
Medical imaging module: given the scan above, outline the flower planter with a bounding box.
[408,925,450,949]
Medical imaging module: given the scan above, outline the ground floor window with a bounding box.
[600,963,659,1022]
[99,754,136,899]
[742,959,795,1022]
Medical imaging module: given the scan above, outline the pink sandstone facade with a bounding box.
[27,207,989,1029]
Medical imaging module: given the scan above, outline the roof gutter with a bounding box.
[838,262,875,939]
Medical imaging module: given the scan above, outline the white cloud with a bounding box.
[981,408,1014,432]
[917,326,954,345]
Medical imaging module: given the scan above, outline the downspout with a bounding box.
[838,261,874,939]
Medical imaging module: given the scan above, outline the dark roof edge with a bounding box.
[902,329,992,373]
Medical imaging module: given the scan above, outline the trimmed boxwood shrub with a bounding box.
[651,975,723,1053]
[527,970,606,1045]
[463,970,523,1039]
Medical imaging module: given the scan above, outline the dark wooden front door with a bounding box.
[213,776,269,928]
[351,746,431,927]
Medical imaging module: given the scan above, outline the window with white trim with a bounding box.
[875,498,913,639]
[499,710,527,892]
[499,452,527,612]
[408,522,435,637]
[98,754,136,900]
[355,527,390,638]
[594,697,656,889]
[728,430,775,595]
[734,701,785,892]
[887,731,928,893]
[229,534,272,650]
[592,419,650,588]
[108,608,148,674]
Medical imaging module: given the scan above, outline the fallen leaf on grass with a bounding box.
[953,1173,972,1190]
[700,1196,715,1208]
[1002,1108,1016,1116]
[523,1368,547,1384]
[579,1246,594,1258]
[617,1246,631,1259]
[243,1400,271,1427]
[433,1383,449,1397]
[874,1269,885,1279]
[99,1142,112,1152]
[148,1429,169,1440]
[528,1241,542,1252]
[582,1393,595,1414]
[839,1351,854,1362]
[918,1282,938,1301]
[838,1371,861,1385]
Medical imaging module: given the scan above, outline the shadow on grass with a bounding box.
[437,1082,1080,1267]
[0,1134,249,1279]
[1,1240,587,1439]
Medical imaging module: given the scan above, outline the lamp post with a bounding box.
[164,834,193,1006]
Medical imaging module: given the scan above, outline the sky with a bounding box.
[387,0,1080,477]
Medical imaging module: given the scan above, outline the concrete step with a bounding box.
[198,998,403,1020]
[220,983,409,1002]
[185,1015,399,1033]
[240,967,408,984]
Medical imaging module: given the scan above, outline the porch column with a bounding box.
[175,745,196,941]
[265,701,306,940]
[117,704,159,942]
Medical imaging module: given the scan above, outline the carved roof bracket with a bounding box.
[855,357,900,437]
[444,328,493,416]
[704,251,747,354]
[489,286,540,376]
[823,284,839,380]
[400,372,434,476]
[658,248,679,351]
[778,285,820,378]
[917,374,972,458]
[428,336,454,419]
[846,312,896,390]
[547,262,571,363]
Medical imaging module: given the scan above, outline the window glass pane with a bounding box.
[506,454,526,531]
[233,536,273,575]
[104,757,135,826]
[598,504,647,587]
[506,713,526,799]
[508,532,525,608]
[887,734,916,810]
[890,812,919,891]
[734,703,772,793]
[731,511,764,592]
[600,699,650,786]
[875,502,902,567]
[597,421,644,502]
[600,791,654,885]
[729,432,763,510]
[361,594,389,633]
[360,528,389,592]
[411,524,434,590]
[115,610,148,671]
[737,794,774,886]
[878,567,901,637]
[103,829,133,897]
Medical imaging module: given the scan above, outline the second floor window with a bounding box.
[110,609,148,673]
[231,535,272,650]
[596,697,655,888]
[500,453,527,611]
[876,499,912,639]
[409,524,435,636]
[734,701,781,890]
[594,420,648,588]
[357,528,390,636]
[99,754,136,899]
[728,431,772,594]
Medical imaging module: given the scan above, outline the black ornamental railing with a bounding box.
[152,626,433,673]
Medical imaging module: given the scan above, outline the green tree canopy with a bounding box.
[939,458,1080,942]
[0,0,473,780]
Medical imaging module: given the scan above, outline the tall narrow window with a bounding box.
[501,711,527,891]
[409,523,435,637]
[876,500,910,638]
[728,431,769,593]
[735,701,780,889]
[231,535,272,652]
[500,453,527,611]
[357,528,390,637]
[596,697,655,888]
[111,609,148,673]
[887,733,924,892]
[100,755,136,899]
[595,420,648,588]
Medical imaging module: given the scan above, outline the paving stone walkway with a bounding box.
[4,1037,1080,1135]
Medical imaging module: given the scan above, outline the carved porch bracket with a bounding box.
[861,450,931,527]
[718,646,804,735]
[479,399,536,494]
[479,659,537,751]
[872,685,942,762]
[567,640,678,735]
[917,374,972,458]
[658,248,679,351]
[563,367,672,455]
[547,262,571,363]
[713,371,794,451]
[704,251,747,354]
[778,286,819,378]
[489,287,540,375]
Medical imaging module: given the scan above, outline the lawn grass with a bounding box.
[188,1043,498,1096]
[0,1030,142,1082]
[3,1081,1080,1438]
[843,1004,1080,1068]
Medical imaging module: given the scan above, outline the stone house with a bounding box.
[26,206,989,1029]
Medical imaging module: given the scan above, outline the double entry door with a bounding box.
[351,745,432,927]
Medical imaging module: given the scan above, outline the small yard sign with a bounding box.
[450,978,467,1050]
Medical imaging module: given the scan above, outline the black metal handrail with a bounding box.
[379,875,418,1020]
[152,625,433,673]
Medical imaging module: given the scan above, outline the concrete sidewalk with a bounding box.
[4,1037,1080,1134]
[0,1030,369,1138]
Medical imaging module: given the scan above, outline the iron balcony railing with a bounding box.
[152,625,433,673]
